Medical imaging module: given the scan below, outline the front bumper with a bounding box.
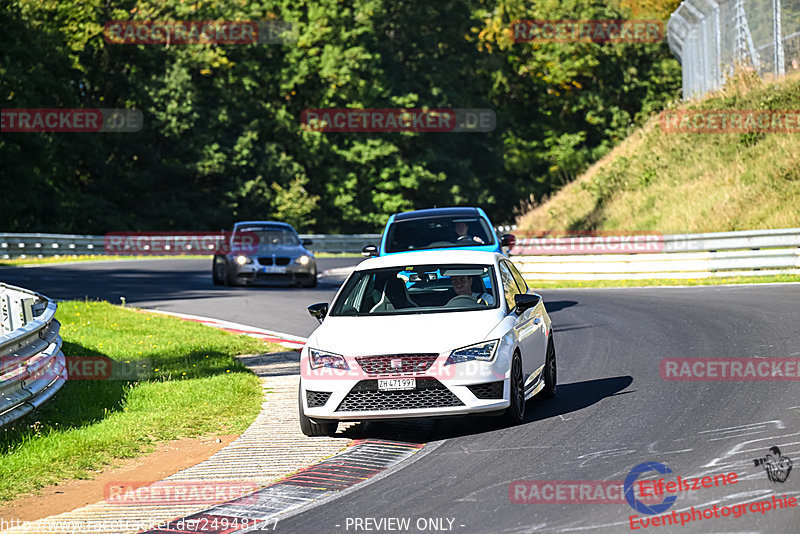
[228,258,316,285]
[300,354,511,421]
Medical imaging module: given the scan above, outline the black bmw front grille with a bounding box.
[335,379,464,412]
[467,381,504,399]
[257,256,291,266]
[355,354,439,376]
[306,390,332,408]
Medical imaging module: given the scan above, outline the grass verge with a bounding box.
[527,273,800,289]
[516,71,800,233]
[0,301,282,502]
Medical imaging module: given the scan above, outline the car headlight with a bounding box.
[235,255,252,265]
[445,340,499,365]
[309,348,349,370]
[295,255,311,265]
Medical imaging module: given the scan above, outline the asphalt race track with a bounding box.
[1,260,799,533]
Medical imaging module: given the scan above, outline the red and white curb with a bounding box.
[145,310,307,350]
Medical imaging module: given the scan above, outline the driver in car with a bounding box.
[449,275,494,306]
[454,221,485,244]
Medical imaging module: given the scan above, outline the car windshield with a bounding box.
[331,263,499,316]
[384,216,495,253]
[236,226,299,247]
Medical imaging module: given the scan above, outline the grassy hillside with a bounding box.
[516,72,800,233]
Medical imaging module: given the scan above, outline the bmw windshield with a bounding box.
[235,226,300,248]
[331,264,499,316]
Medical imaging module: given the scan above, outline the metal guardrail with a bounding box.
[0,233,382,257]
[511,228,800,280]
[0,283,67,427]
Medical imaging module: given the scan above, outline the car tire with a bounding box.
[298,390,337,437]
[212,257,224,285]
[303,270,318,288]
[504,352,525,425]
[537,338,557,400]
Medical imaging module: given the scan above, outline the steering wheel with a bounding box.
[457,235,474,242]
[448,294,478,307]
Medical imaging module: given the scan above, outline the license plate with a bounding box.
[378,378,416,391]
[262,265,286,274]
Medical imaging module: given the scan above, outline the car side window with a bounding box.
[507,260,529,294]
[498,261,520,312]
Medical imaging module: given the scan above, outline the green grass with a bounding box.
[517,72,800,233]
[0,301,282,502]
[526,273,800,289]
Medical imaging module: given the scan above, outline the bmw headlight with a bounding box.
[235,255,252,265]
[295,255,311,265]
[445,340,499,365]
[309,348,349,370]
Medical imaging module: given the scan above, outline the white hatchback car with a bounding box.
[298,250,556,436]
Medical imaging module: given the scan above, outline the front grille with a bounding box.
[336,379,464,412]
[355,354,439,376]
[257,257,291,266]
[467,381,504,399]
[306,390,332,408]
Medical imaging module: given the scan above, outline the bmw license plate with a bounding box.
[377,378,416,391]
[262,266,286,274]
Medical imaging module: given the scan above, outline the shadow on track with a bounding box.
[338,376,634,443]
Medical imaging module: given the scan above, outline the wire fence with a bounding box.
[668,0,800,98]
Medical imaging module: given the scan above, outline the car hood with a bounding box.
[310,309,506,355]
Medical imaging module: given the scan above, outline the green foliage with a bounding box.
[0,0,681,232]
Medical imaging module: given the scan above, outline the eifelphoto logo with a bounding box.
[511,19,665,43]
[752,446,793,483]
[103,20,293,45]
[1,108,142,133]
[104,481,259,505]
[300,108,496,133]
[659,109,800,133]
[660,357,800,381]
[511,231,664,255]
[103,232,259,255]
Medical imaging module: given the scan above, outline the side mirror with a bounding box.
[361,245,379,258]
[514,293,541,315]
[307,302,329,324]
[500,234,516,248]
[301,238,313,246]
